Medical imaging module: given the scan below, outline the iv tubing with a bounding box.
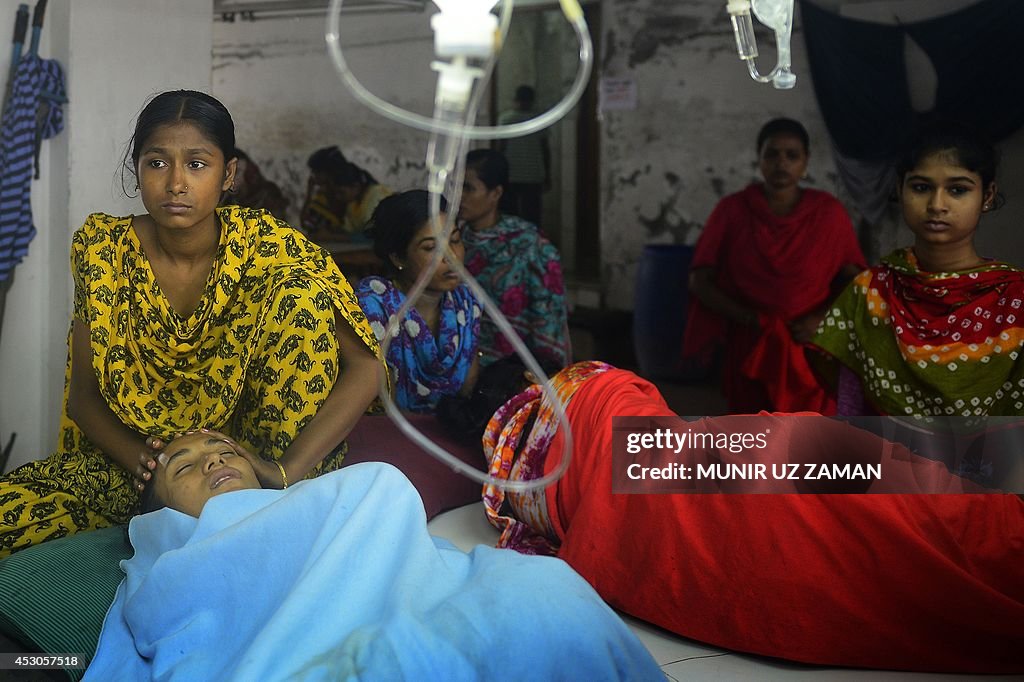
[746,60,776,84]
[327,0,586,491]
[727,0,795,88]
[381,25,576,492]
[326,0,593,140]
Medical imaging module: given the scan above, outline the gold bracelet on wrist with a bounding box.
[274,460,289,489]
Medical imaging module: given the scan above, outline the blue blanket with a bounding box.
[84,463,659,681]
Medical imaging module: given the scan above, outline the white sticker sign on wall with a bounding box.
[599,77,637,112]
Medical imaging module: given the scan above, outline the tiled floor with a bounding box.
[427,504,1013,681]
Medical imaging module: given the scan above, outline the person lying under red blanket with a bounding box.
[437,358,1024,674]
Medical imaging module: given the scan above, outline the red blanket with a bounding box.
[543,369,1024,673]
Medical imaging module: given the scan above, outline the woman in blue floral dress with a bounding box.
[356,191,481,412]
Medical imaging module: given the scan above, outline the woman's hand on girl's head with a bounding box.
[134,435,166,492]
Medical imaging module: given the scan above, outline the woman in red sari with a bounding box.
[683,119,865,414]
[438,358,1024,673]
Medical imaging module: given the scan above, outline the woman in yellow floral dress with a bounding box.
[0,90,382,557]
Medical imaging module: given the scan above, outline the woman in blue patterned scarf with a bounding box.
[356,191,481,412]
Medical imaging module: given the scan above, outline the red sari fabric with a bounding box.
[742,315,836,413]
[682,184,865,413]
[541,368,1024,673]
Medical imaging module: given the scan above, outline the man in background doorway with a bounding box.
[497,85,551,227]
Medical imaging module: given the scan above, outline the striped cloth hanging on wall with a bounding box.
[0,54,65,284]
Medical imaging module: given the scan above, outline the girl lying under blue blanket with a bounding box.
[83,431,659,681]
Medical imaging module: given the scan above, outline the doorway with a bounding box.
[490,2,600,280]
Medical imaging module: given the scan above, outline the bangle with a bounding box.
[274,460,289,489]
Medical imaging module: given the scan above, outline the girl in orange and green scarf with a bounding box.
[811,122,1024,417]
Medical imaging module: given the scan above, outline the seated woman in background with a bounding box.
[300,145,392,240]
[83,430,660,680]
[355,190,481,413]
[682,118,865,414]
[437,357,1024,674]
[458,148,570,367]
[0,90,382,558]
[227,148,289,218]
[811,121,1024,417]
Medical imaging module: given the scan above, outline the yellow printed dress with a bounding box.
[0,206,379,557]
[304,183,392,235]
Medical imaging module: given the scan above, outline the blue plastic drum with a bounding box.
[632,244,694,379]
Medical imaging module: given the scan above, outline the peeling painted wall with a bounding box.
[210,2,851,309]
[599,0,1024,310]
[210,1,1024,313]
[212,10,446,226]
[598,0,852,309]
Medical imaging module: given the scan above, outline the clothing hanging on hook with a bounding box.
[0,0,66,287]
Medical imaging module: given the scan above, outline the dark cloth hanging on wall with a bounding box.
[904,0,1024,142]
[799,0,913,160]
[801,0,1024,157]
